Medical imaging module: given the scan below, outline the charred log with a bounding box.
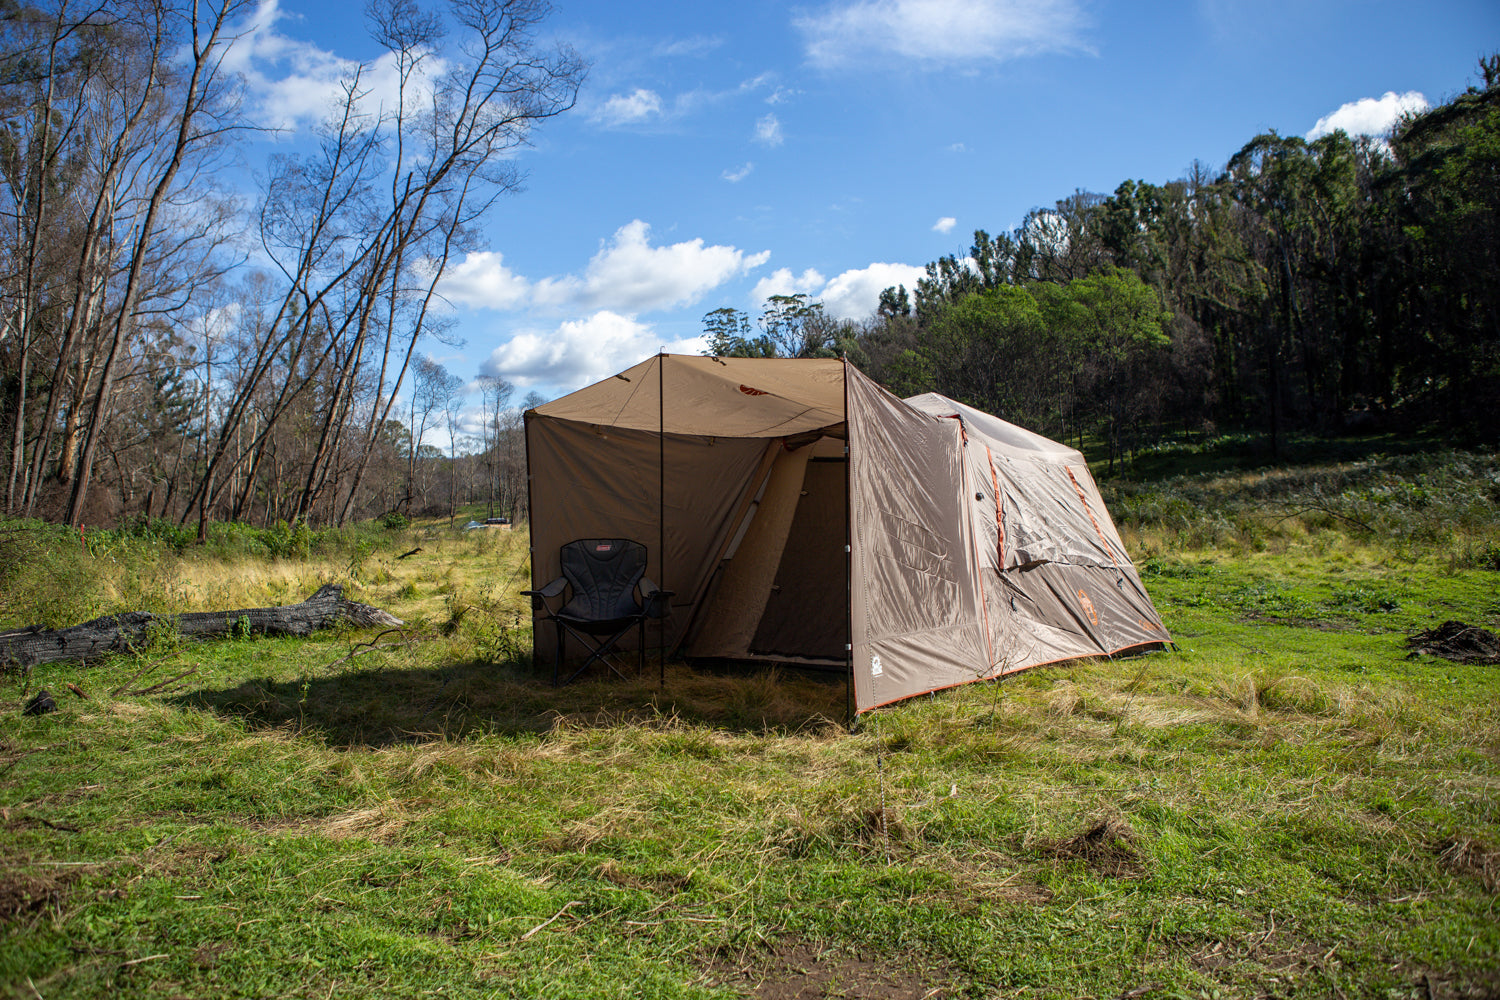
[0,585,402,669]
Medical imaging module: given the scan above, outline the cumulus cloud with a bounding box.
[751,267,826,305]
[437,223,768,316]
[592,88,664,126]
[723,162,755,182]
[820,262,928,320]
[437,252,531,310]
[482,311,706,392]
[748,262,926,320]
[1306,90,1428,141]
[222,0,445,131]
[932,216,957,233]
[796,0,1089,69]
[533,220,771,315]
[754,114,785,146]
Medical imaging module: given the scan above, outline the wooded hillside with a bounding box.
[712,57,1500,468]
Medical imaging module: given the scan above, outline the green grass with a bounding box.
[2,450,1499,999]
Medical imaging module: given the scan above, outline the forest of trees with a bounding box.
[1,0,1493,534]
[708,56,1500,469]
[0,0,580,530]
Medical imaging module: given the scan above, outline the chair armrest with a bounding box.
[521,576,567,610]
[640,578,674,619]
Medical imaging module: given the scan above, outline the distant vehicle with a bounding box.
[462,516,512,531]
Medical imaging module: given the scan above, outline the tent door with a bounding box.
[748,456,849,660]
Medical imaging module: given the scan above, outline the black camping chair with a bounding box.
[523,539,674,686]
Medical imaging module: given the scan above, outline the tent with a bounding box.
[524,354,1169,715]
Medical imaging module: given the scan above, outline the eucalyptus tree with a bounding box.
[58,0,253,526]
[184,0,583,532]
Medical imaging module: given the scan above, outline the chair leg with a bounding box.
[638,617,646,677]
[556,620,640,684]
[553,618,565,687]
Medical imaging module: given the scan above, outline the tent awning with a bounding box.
[532,355,846,437]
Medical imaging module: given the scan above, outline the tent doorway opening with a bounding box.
[683,434,849,668]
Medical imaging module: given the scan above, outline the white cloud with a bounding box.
[754,114,785,146]
[932,216,957,233]
[751,267,826,305]
[766,86,799,105]
[592,88,664,126]
[796,0,1089,69]
[655,35,724,58]
[748,261,926,319]
[533,220,771,315]
[222,0,447,131]
[1306,90,1428,141]
[723,162,755,182]
[948,142,967,153]
[438,252,531,310]
[436,222,769,316]
[820,263,928,320]
[482,311,706,392]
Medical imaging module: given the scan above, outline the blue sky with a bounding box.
[229,0,1497,414]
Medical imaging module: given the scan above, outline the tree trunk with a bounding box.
[0,585,401,668]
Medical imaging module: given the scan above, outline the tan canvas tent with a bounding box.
[525,354,1169,715]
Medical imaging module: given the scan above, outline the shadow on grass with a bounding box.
[170,657,849,747]
[1113,430,1450,482]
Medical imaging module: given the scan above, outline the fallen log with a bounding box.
[0,585,403,669]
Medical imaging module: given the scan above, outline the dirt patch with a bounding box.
[1033,816,1149,879]
[0,870,72,923]
[711,942,959,999]
[1435,837,1499,892]
[191,941,234,969]
[1407,621,1500,664]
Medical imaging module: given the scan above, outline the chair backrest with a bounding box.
[559,539,648,620]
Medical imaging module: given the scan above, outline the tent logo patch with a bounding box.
[738,384,768,396]
[1077,589,1099,626]
[870,654,883,677]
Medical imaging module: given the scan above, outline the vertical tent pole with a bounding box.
[843,358,853,729]
[659,352,666,690]
[524,410,537,673]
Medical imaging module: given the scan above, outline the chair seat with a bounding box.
[556,610,644,633]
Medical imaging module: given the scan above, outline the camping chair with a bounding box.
[523,539,674,686]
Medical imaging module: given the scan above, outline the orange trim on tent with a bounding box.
[1066,466,1119,568]
[987,446,1004,567]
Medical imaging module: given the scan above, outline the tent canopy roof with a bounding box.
[531,355,846,437]
[903,393,1085,463]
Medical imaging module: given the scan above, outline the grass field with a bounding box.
[2,447,1498,999]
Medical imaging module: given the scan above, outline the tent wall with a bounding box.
[909,395,1170,678]
[848,367,989,712]
[525,415,766,660]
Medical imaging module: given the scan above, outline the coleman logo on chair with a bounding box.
[596,543,612,551]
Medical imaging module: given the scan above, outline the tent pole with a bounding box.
[843,357,853,731]
[659,352,666,691]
